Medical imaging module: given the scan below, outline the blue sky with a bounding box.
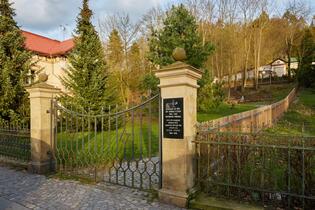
[12,0,314,41]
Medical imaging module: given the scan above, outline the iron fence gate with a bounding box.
[194,131,315,209]
[51,95,162,190]
[0,121,31,165]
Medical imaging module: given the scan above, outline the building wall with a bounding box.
[247,70,255,79]
[236,72,242,81]
[31,55,69,93]
[271,60,287,77]
[273,66,286,77]
[290,62,298,70]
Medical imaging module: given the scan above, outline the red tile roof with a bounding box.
[21,30,74,57]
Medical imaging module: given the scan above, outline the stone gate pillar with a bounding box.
[155,48,202,207]
[26,73,60,174]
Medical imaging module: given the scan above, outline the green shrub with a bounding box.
[198,81,225,112]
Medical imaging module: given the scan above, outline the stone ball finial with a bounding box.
[172,47,187,62]
[38,73,48,83]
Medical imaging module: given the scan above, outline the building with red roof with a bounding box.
[22,30,75,92]
[22,30,74,57]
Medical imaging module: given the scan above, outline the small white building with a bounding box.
[258,58,299,78]
[258,65,273,79]
[235,72,243,81]
[290,58,299,70]
[271,59,287,77]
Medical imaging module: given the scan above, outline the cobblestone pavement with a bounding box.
[0,166,181,210]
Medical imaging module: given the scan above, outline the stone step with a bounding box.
[189,193,263,210]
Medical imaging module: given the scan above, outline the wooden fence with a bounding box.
[198,87,297,132]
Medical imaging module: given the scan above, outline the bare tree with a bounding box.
[184,0,216,45]
[238,0,260,91]
[98,13,142,106]
[99,13,141,57]
[283,0,310,78]
[140,6,165,38]
[251,0,269,89]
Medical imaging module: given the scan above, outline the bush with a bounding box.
[198,81,225,112]
[140,73,159,96]
[298,65,315,88]
[297,29,315,88]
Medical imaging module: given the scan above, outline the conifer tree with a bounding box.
[147,4,217,111]
[106,29,128,106]
[0,0,32,122]
[148,4,214,69]
[107,29,124,69]
[62,0,118,113]
[128,42,142,91]
[297,29,315,87]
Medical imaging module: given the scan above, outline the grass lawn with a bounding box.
[265,88,315,136]
[56,119,160,167]
[197,83,296,122]
[267,83,296,102]
[197,103,256,122]
[243,83,296,105]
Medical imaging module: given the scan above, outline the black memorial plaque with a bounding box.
[163,98,184,139]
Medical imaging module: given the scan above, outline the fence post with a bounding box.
[155,48,202,207]
[26,73,60,174]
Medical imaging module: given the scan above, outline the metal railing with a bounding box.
[194,130,315,209]
[0,121,31,164]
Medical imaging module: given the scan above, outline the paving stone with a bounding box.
[0,166,182,210]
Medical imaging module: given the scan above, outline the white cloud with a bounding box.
[13,0,78,29]
[11,0,172,40]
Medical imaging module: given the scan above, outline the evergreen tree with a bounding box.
[128,42,142,91]
[0,0,32,122]
[140,73,159,96]
[107,29,123,69]
[62,0,118,113]
[148,4,214,69]
[147,4,218,111]
[297,29,315,87]
[106,29,128,106]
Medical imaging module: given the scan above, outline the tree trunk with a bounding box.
[287,51,291,79]
[286,37,293,80]
[242,30,251,92]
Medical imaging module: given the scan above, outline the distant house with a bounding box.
[22,30,74,92]
[289,57,299,70]
[258,58,299,78]
[270,58,287,77]
[236,72,242,81]
[258,65,274,79]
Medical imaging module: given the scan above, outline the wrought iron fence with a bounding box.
[52,95,161,190]
[194,131,315,209]
[0,121,31,164]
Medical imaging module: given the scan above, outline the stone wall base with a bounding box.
[28,160,55,174]
[159,189,189,208]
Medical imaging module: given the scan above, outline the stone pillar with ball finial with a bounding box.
[155,48,202,207]
[26,73,61,174]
